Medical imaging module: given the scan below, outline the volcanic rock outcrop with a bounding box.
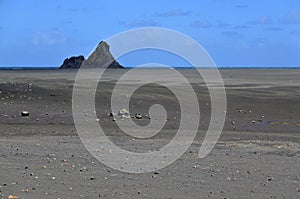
[60,41,124,69]
[60,55,85,69]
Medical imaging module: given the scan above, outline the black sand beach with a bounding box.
[0,69,299,198]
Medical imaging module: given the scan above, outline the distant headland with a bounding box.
[60,41,124,69]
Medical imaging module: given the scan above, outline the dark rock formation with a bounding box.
[82,41,123,69]
[60,55,85,69]
[60,41,124,69]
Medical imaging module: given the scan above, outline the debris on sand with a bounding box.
[231,121,235,125]
[118,108,130,118]
[135,113,143,119]
[21,111,30,117]
[8,195,19,199]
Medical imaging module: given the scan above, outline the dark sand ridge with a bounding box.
[0,69,299,198]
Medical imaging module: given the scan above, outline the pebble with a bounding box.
[8,195,19,199]
[135,113,143,119]
[21,111,30,117]
[118,108,130,118]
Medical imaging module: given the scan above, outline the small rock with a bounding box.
[135,113,143,119]
[267,177,272,181]
[118,108,130,118]
[8,196,18,199]
[21,111,30,117]
[231,121,235,125]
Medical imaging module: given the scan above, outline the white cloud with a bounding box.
[191,21,212,28]
[32,31,67,45]
[221,31,245,39]
[282,11,300,25]
[153,9,191,17]
[248,16,273,25]
[122,20,160,28]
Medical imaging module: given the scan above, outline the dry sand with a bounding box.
[0,69,299,198]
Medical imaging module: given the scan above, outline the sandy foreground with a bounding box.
[0,69,299,198]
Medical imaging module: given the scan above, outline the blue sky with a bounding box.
[1,0,300,68]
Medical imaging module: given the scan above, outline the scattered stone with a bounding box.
[251,120,256,124]
[21,111,30,117]
[267,177,273,181]
[135,113,143,119]
[8,195,18,199]
[231,121,235,125]
[118,108,130,118]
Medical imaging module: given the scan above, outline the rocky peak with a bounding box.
[60,41,124,69]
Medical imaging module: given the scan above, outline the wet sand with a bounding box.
[0,69,299,198]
